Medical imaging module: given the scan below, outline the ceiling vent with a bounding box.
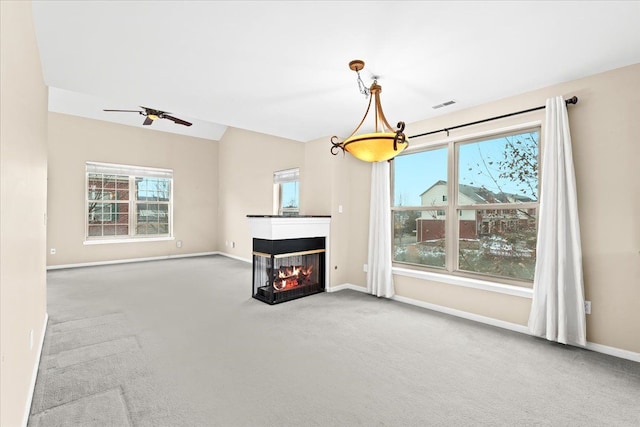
[432,100,456,109]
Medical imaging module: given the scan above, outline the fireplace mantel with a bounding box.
[247,215,331,290]
[247,215,331,241]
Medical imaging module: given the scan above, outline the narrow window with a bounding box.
[273,168,299,216]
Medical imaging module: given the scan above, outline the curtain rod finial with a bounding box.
[566,96,578,105]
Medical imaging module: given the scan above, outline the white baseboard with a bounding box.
[326,283,367,293]
[585,341,640,363]
[46,252,219,270]
[216,252,251,263]
[23,313,48,427]
[391,294,530,335]
[331,285,640,363]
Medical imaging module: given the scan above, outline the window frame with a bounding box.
[84,162,174,244]
[273,168,300,216]
[391,124,541,287]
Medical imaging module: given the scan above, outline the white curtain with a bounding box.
[528,96,586,346]
[367,161,395,298]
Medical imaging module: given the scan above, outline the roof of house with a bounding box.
[420,181,534,204]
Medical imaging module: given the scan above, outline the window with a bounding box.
[86,162,173,241]
[273,168,299,216]
[392,128,539,284]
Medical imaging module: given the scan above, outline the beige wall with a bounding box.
[47,113,218,266]
[335,63,640,354]
[217,127,305,261]
[301,138,371,287]
[0,2,49,425]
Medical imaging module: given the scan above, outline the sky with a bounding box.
[281,181,299,208]
[393,131,539,206]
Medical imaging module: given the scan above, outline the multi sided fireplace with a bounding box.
[247,215,331,305]
[252,237,325,304]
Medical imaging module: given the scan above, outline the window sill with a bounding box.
[392,266,533,299]
[83,236,174,245]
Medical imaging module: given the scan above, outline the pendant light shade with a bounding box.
[331,60,408,162]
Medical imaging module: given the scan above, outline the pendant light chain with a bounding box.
[356,69,370,98]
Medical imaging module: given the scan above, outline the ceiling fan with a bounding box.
[103,106,192,127]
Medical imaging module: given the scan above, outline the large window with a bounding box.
[392,128,539,284]
[86,162,173,241]
[273,168,299,216]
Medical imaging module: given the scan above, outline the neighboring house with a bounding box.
[416,180,535,242]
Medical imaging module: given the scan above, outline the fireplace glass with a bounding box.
[252,237,325,304]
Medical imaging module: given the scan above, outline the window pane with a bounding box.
[276,178,299,216]
[136,177,171,202]
[88,202,114,223]
[281,181,299,209]
[88,174,103,200]
[136,223,158,235]
[458,131,539,204]
[115,212,128,224]
[458,208,537,281]
[158,204,169,224]
[394,148,447,207]
[156,179,171,202]
[137,203,149,223]
[116,225,129,235]
[393,210,446,268]
[102,175,117,200]
[135,203,168,235]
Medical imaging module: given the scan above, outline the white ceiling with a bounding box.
[31,1,640,142]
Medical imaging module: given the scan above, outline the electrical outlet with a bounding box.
[584,300,591,315]
[363,264,368,272]
[231,241,236,248]
[50,248,56,255]
[176,240,183,248]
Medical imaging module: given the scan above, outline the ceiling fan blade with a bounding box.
[103,109,142,113]
[162,115,192,127]
[142,117,154,126]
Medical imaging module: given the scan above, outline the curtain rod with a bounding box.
[408,96,578,139]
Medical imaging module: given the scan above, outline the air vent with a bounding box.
[432,100,457,109]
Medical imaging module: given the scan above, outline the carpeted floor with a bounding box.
[30,255,640,426]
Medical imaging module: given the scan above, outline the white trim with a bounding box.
[46,252,218,270]
[217,252,252,264]
[273,167,299,183]
[23,313,48,427]
[392,267,534,298]
[391,294,530,334]
[326,283,367,293]
[83,236,175,245]
[585,341,640,363]
[86,161,173,178]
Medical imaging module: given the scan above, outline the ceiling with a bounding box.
[31,1,640,142]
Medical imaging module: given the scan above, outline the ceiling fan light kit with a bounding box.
[103,106,192,127]
[330,59,408,163]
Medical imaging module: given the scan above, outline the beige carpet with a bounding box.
[30,255,640,426]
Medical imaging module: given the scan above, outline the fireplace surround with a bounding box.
[247,215,331,305]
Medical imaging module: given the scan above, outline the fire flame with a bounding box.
[273,264,313,291]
